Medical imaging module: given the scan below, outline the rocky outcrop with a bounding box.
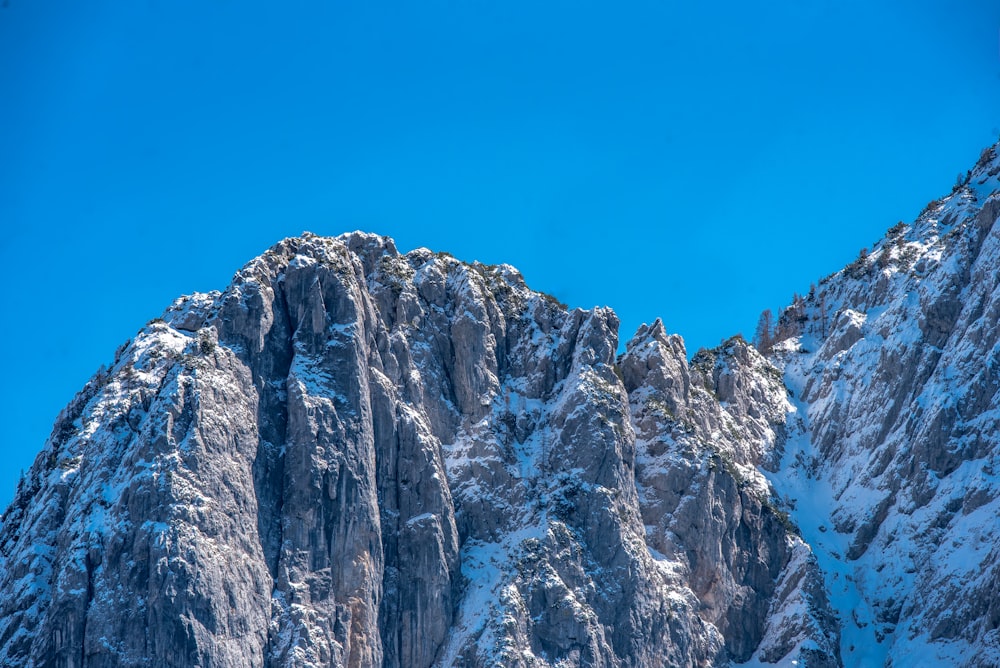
[0,232,816,667]
[620,323,839,666]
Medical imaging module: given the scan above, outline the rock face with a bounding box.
[762,143,1000,667]
[1,141,1000,667]
[0,234,825,668]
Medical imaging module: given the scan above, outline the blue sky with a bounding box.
[1,0,999,506]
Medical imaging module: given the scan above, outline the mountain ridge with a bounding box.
[2,140,1000,666]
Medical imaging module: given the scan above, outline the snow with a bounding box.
[436,523,548,666]
[289,355,349,404]
[764,393,892,667]
[404,512,436,526]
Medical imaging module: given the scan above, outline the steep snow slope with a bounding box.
[764,142,1000,667]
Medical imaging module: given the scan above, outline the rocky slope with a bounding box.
[761,143,1000,667]
[1,141,999,667]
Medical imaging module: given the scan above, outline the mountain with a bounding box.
[758,143,1000,667]
[2,142,999,667]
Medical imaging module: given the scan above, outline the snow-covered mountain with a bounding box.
[2,142,999,667]
[759,143,1000,667]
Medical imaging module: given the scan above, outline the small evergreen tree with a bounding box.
[754,309,775,353]
[817,292,828,338]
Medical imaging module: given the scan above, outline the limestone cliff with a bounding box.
[0,232,822,667]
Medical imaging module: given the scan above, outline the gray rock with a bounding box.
[0,234,740,667]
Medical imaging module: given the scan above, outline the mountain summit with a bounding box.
[3,142,1000,667]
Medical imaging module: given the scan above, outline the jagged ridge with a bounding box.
[0,231,825,667]
[758,141,1000,667]
[2,139,1000,668]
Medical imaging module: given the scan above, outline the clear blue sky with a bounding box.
[2,0,999,506]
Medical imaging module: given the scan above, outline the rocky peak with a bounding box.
[619,318,689,400]
[4,141,1000,668]
[4,229,819,668]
